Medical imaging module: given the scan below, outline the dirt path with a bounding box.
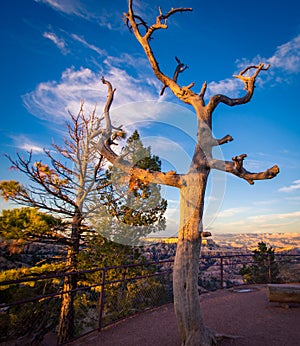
[69,285,300,346]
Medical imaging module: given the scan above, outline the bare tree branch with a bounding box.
[160,56,188,96]
[199,81,207,105]
[207,63,270,113]
[215,134,234,146]
[208,154,279,184]
[5,154,77,216]
[97,77,182,188]
[124,1,196,104]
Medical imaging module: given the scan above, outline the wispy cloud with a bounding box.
[267,35,300,74]
[22,67,99,121]
[218,207,252,218]
[248,210,300,222]
[213,209,300,233]
[35,0,124,30]
[208,34,300,96]
[207,78,241,98]
[71,34,106,56]
[22,63,160,123]
[279,180,300,193]
[35,0,92,21]
[43,31,68,54]
[11,135,45,154]
[252,199,278,206]
[285,196,300,201]
[236,35,300,83]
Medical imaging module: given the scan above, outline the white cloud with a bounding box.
[249,211,300,223]
[212,210,300,233]
[22,63,160,123]
[207,78,241,98]
[43,32,68,54]
[230,210,300,232]
[35,0,91,20]
[35,0,124,30]
[209,34,300,95]
[217,207,252,218]
[267,35,300,74]
[21,143,44,154]
[285,196,300,201]
[11,135,45,154]
[22,67,99,121]
[252,199,278,206]
[71,34,106,56]
[236,35,300,82]
[279,179,300,193]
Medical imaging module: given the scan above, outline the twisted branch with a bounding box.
[214,134,234,146]
[160,56,188,96]
[207,63,270,112]
[208,154,279,184]
[96,78,182,188]
[124,1,196,104]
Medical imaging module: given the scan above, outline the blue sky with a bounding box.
[0,0,300,237]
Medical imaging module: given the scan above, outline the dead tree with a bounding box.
[0,106,105,344]
[96,2,279,345]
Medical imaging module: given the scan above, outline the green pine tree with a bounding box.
[0,207,64,241]
[240,241,280,283]
[91,130,167,246]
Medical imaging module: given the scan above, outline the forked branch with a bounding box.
[124,1,196,104]
[207,63,270,113]
[125,1,192,40]
[208,154,279,184]
[96,78,182,188]
[160,56,188,96]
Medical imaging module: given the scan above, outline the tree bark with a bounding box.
[100,8,279,340]
[173,154,216,345]
[57,216,81,344]
[174,238,215,345]
[57,261,76,345]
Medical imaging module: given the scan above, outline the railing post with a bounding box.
[220,257,224,289]
[121,268,127,301]
[267,254,271,283]
[98,268,106,332]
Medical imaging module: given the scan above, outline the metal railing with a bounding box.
[0,253,299,344]
[200,253,300,289]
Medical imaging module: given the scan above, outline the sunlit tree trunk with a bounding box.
[99,3,280,344]
[173,142,216,345]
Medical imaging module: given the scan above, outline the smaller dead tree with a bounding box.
[0,105,105,344]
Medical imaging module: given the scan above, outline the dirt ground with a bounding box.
[65,284,300,346]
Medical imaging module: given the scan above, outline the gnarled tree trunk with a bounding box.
[173,136,216,345]
[98,3,280,344]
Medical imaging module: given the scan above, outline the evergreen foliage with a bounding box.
[240,241,280,283]
[91,130,167,245]
[0,207,64,241]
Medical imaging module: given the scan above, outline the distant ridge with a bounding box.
[212,232,300,252]
[143,232,300,252]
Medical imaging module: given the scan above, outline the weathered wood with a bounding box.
[267,284,300,303]
[98,3,281,345]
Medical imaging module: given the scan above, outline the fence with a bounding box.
[0,253,299,344]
